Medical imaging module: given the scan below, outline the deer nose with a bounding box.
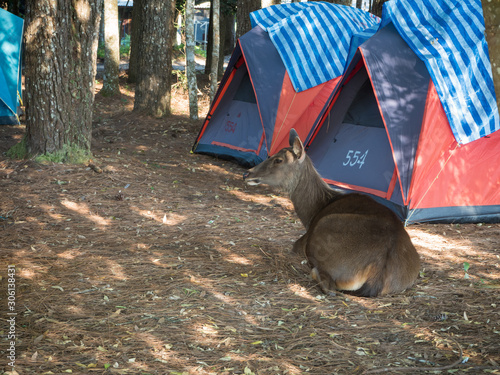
[243,171,250,180]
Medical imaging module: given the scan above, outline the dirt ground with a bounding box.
[1,74,499,375]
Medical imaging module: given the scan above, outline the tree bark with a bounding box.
[370,0,387,17]
[206,1,235,79]
[186,0,198,120]
[24,0,103,158]
[133,0,175,118]
[210,0,220,102]
[322,0,352,5]
[101,0,120,96]
[128,0,143,84]
[236,0,260,39]
[481,0,500,114]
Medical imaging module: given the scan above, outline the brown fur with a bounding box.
[244,130,420,297]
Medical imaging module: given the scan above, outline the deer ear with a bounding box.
[289,128,299,147]
[292,136,306,163]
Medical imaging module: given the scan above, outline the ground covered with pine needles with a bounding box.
[1,75,499,375]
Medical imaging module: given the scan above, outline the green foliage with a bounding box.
[6,137,28,159]
[35,144,92,165]
[97,35,131,60]
[463,262,470,279]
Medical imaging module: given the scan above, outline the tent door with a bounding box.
[199,63,265,155]
[307,66,396,197]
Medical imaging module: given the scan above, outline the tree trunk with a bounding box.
[236,0,260,39]
[356,0,363,9]
[205,2,214,76]
[206,2,234,79]
[370,0,387,17]
[481,0,500,114]
[210,0,220,102]
[128,0,143,84]
[101,0,120,96]
[24,0,102,159]
[322,0,352,5]
[218,11,234,78]
[133,0,175,118]
[261,0,279,8]
[186,0,198,120]
[222,11,235,56]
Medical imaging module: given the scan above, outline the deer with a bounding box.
[243,129,420,297]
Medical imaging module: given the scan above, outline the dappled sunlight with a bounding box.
[40,203,66,221]
[408,226,500,283]
[200,162,242,178]
[66,304,86,316]
[57,248,83,260]
[130,206,187,225]
[215,245,254,265]
[287,283,319,302]
[230,188,292,210]
[60,199,110,227]
[18,267,36,280]
[104,259,128,280]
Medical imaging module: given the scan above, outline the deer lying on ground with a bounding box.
[243,130,420,297]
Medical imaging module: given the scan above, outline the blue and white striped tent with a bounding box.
[251,3,380,93]
[299,0,500,224]
[193,3,379,167]
[252,0,499,145]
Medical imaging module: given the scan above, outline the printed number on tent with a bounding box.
[343,150,368,169]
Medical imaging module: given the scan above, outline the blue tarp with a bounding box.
[250,0,499,145]
[0,8,24,125]
[250,3,380,93]
[383,0,499,144]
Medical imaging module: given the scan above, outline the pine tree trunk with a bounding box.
[102,0,120,96]
[481,0,500,113]
[24,0,102,158]
[128,0,143,84]
[205,2,214,76]
[236,0,261,39]
[370,0,386,17]
[186,0,198,120]
[133,0,175,118]
[322,0,352,5]
[210,0,220,102]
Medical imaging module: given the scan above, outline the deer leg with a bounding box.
[292,234,308,255]
[311,267,337,297]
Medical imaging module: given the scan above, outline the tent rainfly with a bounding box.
[306,20,500,224]
[194,0,500,224]
[0,8,23,125]
[192,3,379,167]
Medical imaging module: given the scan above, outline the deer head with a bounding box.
[243,129,306,192]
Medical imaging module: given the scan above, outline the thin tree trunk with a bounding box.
[102,0,120,96]
[205,2,213,76]
[133,0,175,118]
[481,0,500,114]
[128,0,143,83]
[322,0,352,5]
[24,0,102,159]
[370,0,386,17]
[236,0,260,39]
[186,0,198,120]
[210,0,220,102]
